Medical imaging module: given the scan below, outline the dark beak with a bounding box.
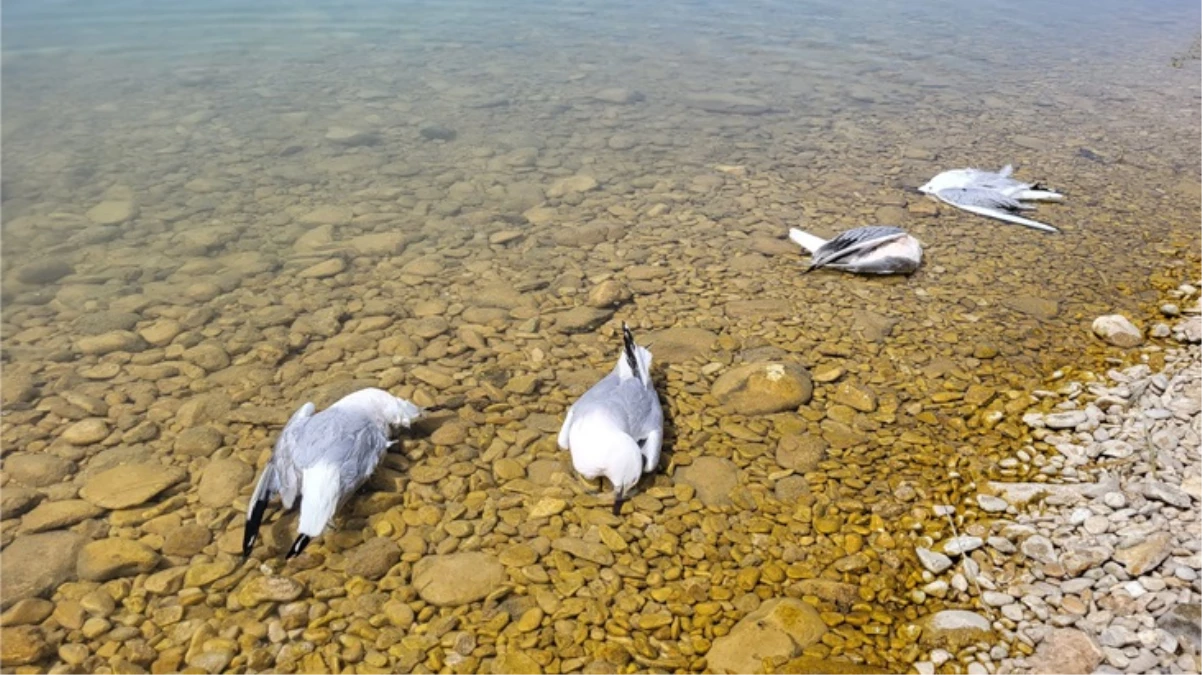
[612,489,625,516]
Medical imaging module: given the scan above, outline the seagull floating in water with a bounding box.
[919,164,1063,233]
[243,388,422,559]
[558,323,663,515]
[789,225,923,275]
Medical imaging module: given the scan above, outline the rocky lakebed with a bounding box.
[1,21,1201,675]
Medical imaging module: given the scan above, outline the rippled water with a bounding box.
[1,0,1200,672]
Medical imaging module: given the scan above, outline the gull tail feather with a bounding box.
[788,228,827,253]
[618,323,652,385]
[954,204,1060,233]
[297,463,341,538]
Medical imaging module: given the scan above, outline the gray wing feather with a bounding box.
[936,187,1027,211]
[810,226,907,269]
[272,402,315,507]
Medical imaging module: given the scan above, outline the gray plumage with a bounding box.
[919,165,1063,233]
[789,225,923,276]
[243,388,421,558]
[558,324,663,514]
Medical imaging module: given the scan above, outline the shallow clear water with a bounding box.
[1,0,1200,672]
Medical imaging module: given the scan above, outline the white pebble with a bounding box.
[967,663,988,675]
[1069,507,1093,525]
[977,494,1009,512]
[982,591,1015,607]
[917,547,953,574]
[943,536,984,555]
[1084,515,1110,535]
[931,649,952,666]
[1104,492,1128,508]
[1140,576,1167,592]
[914,661,935,675]
[1123,581,1147,598]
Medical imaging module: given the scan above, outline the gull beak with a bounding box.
[612,488,626,516]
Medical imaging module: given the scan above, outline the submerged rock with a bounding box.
[712,362,812,415]
[412,552,504,606]
[706,598,827,673]
[0,532,85,609]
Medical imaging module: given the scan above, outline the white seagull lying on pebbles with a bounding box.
[919,164,1063,233]
[789,226,923,275]
[558,323,664,515]
[243,387,423,559]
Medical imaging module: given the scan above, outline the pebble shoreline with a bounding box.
[911,289,1202,675]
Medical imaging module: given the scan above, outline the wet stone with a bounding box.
[412,552,504,606]
[80,463,187,509]
[711,362,812,415]
[175,426,224,456]
[553,306,614,333]
[76,538,161,582]
[237,575,305,606]
[0,626,51,666]
[551,538,614,566]
[706,598,827,673]
[5,454,74,487]
[345,538,401,580]
[675,456,738,506]
[915,610,993,649]
[1,531,85,610]
[19,500,103,533]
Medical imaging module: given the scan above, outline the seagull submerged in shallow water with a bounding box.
[919,164,1064,233]
[558,323,663,515]
[789,225,923,275]
[243,388,422,559]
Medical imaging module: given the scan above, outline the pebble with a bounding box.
[917,547,953,574]
[978,495,1009,512]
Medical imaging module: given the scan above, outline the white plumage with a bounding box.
[919,164,1064,233]
[242,387,422,559]
[558,323,663,515]
[789,225,923,275]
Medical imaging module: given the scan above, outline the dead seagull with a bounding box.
[919,164,1063,233]
[558,323,663,515]
[243,387,422,559]
[789,225,923,275]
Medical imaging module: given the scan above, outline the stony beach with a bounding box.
[2,5,1201,674]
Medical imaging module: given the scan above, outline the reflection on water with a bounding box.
[1,0,1200,672]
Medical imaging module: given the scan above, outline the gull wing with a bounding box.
[808,226,908,271]
[936,188,1059,233]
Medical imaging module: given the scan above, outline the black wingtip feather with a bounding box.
[242,497,270,558]
[285,534,311,559]
[622,323,639,378]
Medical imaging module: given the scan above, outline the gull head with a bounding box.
[334,388,424,431]
[918,170,960,195]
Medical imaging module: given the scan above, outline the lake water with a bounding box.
[1,0,1200,673]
